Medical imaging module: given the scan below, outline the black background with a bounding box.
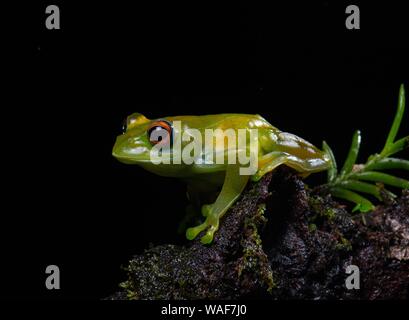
[2,1,408,300]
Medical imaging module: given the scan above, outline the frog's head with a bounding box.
[112,113,173,165]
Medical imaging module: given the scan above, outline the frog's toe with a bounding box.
[200,232,213,244]
[201,204,212,217]
[200,225,218,244]
[186,222,207,240]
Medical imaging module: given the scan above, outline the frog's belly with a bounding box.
[139,161,226,178]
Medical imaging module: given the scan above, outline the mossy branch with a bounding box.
[322,84,408,213]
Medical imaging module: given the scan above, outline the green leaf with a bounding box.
[365,157,409,171]
[385,135,409,157]
[340,130,361,177]
[381,84,406,156]
[339,180,381,200]
[351,171,409,189]
[323,141,337,182]
[330,187,374,213]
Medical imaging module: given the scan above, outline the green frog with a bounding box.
[112,113,330,244]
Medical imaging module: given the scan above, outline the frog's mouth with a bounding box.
[112,146,153,164]
[112,135,152,163]
[112,151,151,164]
[113,133,175,164]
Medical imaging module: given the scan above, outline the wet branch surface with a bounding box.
[108,167,409,300]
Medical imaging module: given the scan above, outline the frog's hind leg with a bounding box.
[251,152,287,181]
[186,165,249,244]
[252,151,315,181]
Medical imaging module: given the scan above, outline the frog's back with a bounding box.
[166,113,277,131]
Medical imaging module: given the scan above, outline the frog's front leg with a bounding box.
[186,165,250,244]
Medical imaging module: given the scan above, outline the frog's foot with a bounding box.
[200,216,219,244]
[201,204,212,217]
[186,222,207,241]
[185,214,220,244]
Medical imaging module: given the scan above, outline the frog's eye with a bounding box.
[122,113,149,133]
[147,120,173,146]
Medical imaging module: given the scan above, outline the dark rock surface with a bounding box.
[108,167,409,300]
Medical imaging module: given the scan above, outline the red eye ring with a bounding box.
[147,120,173,145]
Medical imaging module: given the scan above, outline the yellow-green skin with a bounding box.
[112,113,330,244]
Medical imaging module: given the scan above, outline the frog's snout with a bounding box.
[112,134,150,163]
[112,135,125,159]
